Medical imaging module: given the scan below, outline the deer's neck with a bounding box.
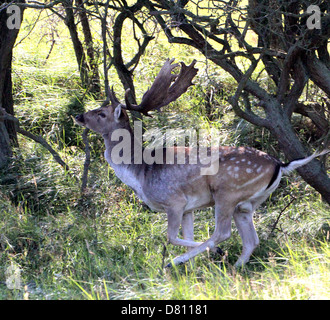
[102,124,143,167]
[102,125,146,196]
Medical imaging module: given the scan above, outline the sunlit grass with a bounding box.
[62,235,330,300]
[1,143,329,300]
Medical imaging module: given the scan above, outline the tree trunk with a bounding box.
[304,53,330,98]
[0,121,12,169]
[0,0,25,168]
[63,2,89,89]
[3,51,18,146]
[268,103,330,203]
[76,0,101,94]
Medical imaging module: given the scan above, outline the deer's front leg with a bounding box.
[166,209,202,248]
[166,202,233,267]
[181,211,224,255]
[181,212,196,251]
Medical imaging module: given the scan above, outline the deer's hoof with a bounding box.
[216,247,225,256]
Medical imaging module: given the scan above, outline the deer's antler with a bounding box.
[101,86,121,108]
[124,59,198,116]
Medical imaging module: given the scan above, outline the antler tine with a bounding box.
[124,88,137,110]
[122,59,197,116]
[109,86,120,106]
[124,88,153,117]
[101,86,120,108]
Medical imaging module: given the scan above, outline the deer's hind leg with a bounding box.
[233,202,259,267]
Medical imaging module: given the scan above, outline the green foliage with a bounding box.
[57,96,85,149]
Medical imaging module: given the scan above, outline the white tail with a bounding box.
[75,59,330,268]
[281,149,330,175]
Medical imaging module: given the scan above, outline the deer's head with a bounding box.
[75,59,198,135]
[75,92,130,135]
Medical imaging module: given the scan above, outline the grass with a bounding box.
[1,140,329,300]
[0,8,329,300]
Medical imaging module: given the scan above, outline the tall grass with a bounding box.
[1,148,329,300]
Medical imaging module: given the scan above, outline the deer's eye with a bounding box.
[99,112,106,118]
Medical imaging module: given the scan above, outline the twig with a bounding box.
[81,128,90,193]
[14,10,42,48]
[268,196,297,239]
[161,243,168,270]
[98,0,111,106]
[229,56,270,128]
[158,242,168,276]
[45,39,56,60]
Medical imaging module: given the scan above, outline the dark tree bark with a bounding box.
[0,119,11,169]
[0,0,25,167]
[76,0,101,94]
[305,52,330,98]
[111,1,154,122]
[2,51,18,146]
[62,1,90,89]
[266,102,330,203]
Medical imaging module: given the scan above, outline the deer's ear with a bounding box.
[114,105,122,123]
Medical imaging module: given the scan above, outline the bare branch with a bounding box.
[0,108,71,173]
[11,0,62,9]
[267,196,296,239]
[17,127,70,172]
[277,44,301,103]
[98,0,111,106]
[229,57,270,128]
[125,15,155,72]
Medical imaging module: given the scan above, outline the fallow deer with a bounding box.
[75,59,329,267]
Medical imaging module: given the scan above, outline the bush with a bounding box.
[57,96,85,149]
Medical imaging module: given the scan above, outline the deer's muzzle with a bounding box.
[75,114,85,125]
